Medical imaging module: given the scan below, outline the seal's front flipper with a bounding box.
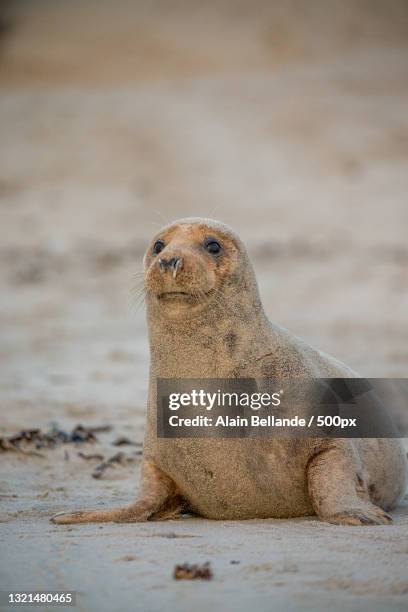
[50,461,182,525]
[50,502,154,524]
[307,441,392,526]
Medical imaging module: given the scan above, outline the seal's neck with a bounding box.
[146,283,271,378]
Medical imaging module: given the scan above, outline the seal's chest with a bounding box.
[155,440,265,514]
[154,438,313,519]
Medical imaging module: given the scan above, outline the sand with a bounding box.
[1,1,408,610]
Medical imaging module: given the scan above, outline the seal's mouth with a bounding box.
[157,291,195,301]
[156,289,214,305]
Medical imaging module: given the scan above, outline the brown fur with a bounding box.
[51,218,407,526]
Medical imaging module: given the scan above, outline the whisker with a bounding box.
[129,280,146,297]
[128,273,147,312]
[150,208,170,227]
[130,271,146,280]
[128,286,147,313]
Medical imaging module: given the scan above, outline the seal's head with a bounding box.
[144,218,257,320]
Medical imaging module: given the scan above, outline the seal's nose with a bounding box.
[158,256,183,278]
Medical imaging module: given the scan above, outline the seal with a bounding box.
[51,218,407,526]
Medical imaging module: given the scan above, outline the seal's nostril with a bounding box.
[172,257,183,279]
[158,256,183,276]
[159,258,166,273]
[168,257,180,268]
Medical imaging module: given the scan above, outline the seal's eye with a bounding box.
[204,239,222,255]
[152,240,165,255]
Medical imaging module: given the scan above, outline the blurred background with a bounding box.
[1,0,408,433]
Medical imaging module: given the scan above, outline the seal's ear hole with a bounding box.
[153,240,165,255]
[204,238,222,255]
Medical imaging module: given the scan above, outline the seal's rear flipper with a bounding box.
[307,440,393,526]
